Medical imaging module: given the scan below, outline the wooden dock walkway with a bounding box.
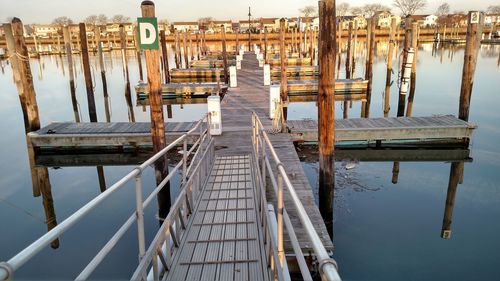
[213,53,335,257]
[288,115,476,143]
[166,155,268,281]
[135,82,228,97]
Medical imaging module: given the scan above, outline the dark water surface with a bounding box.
[0,41,499,280]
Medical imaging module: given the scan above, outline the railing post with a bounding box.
[134,174,146,261]
[277,171,284,267]
[182,138,188,185]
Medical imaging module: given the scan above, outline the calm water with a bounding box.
[0,40,499,280]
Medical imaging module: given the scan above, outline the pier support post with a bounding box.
[221,25,229,84]
[397,16,412,117]
[183,31,189,68]
[384,18,397,117]
[279,18,288,122]
[174,30,180,68]
[406,22,419,117]
[264,28,268,64]
[63,25,80,122]
[141,0,170,219]
[134,26,144,81]
[363,17,375,118]
[119,24,129,81]
[235,28,239,53]
[160,30,170,83]
[318,0,336,240]
[96,26,110,122]
[344,21,353,119]
[459,11,484,122]
[229,66,237,88]
[79,23,98,122]
[263,64,271,86]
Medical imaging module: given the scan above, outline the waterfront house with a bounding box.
[173,21,199,32]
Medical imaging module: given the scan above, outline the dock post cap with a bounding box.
[141,0,154,6]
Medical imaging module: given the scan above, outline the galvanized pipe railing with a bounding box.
[0,114,211,281]
[251,112,342,281]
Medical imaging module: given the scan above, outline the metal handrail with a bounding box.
[251,112,342,281]
[0,114,211,281]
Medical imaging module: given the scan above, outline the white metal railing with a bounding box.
[251,112,342,281]
[0,114,212,281]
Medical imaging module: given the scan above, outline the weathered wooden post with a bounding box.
[96,26,110,122]
[459,11,484,122]
[183,31,189,68]
[441,162,463,239]
[248,6,252,51]
[384,17,397,117]
[133,26,144,81]
[160,30,170,83]
[221,25,229,84]
[279,18,288,122]
[352,20,358,80]
[318,0,336,242]
[174,30,180,68]
[195,32,200,60]
[397,16,412,117]
[344,21,353,119]
[235,27,239,52]
[119,24,130,81]
[264,28,268,64]
[62,25,80,122]
[140,0,170,219]
[189,32,194,60]
[79,23,98,122]
[406,22,419,117]
[309,24,314,65]
[363,17,375,118]
[299,19,303,58]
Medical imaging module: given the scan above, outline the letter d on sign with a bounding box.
[137,17,159,49]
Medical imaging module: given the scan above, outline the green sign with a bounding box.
[137,17,159,50]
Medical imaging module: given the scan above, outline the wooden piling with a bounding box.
[344,21,353,119]
[318,0,336,237]
[309,25,314,65]
[160,30,170,83]
[189,33,194,60]
[397,16,412,117]
[134,26,144,81]
[406,22,419,117]
[119,24,130,81]
[363,18,375,118]
[264,28,268,64]
[248,7,252,52]
[221,25,229,84]
[459,11,483,122]
[183,32,189,68]
[174,30,180,68]
[141,0,170,218]
[298,20,303,58]
[235,28,239,52]
[79,23,98,122]
[195,32,200,60]
[279,19,288,113]
[96,26,110,122]
[62,26,80,122]
[384,18,397,117]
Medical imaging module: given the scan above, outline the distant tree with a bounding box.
[337,2,350,18]
[362,4,391,17]
[84,15,99,25]
[436,3,450,16]
[111,14,131,23]
[198,17,215,31]
[350,6,364,16]
[97,14,108,25]
[52,16,73,25]
[487,5,500,14]
[299,5,318,17]
[393,0,427,16]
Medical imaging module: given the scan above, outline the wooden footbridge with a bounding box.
[3,53,477,281]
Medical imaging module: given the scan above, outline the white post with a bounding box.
[263,64,271,86]
[400,48,415,96]
[207,96,222,135]
[269,84,280,119]
[229,66,237,88]
[236,54,242,69]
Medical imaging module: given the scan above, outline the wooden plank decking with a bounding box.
[166,155,268,281]
[288,115,476,143]
[135,82,228,97]
[286,79,368,95]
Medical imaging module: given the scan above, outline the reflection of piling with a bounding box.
[459,11,484,122]
[363,17,375,118]
[318,0,336,239]
[160,30,170,84]
[441,162,463,239]
[79,23,98,122]
[384,18,397,117]
[141,1,170,218]
[406,22,419,117]
[344,22,353,119]
[391,162,400,184]
[63,26,80,122]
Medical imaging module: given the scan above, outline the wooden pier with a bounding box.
[286,79,368,97]
[135,82,228,98]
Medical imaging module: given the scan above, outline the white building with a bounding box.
[485,14,500,27]
[173,22,199,32]
[422,15,438,27]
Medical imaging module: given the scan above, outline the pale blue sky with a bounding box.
[0,0,497,24]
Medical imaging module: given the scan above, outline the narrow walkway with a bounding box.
[167,155,268,281]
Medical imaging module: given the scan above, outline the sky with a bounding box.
[0,0,497,24]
